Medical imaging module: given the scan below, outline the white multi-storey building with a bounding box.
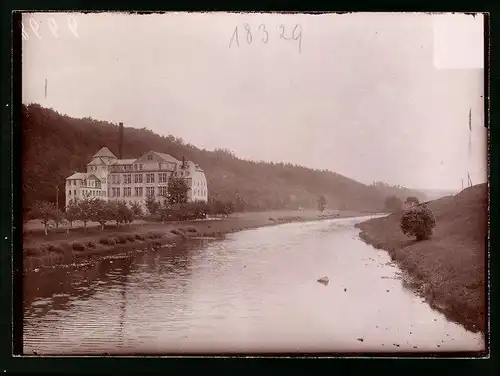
[65,147,208,208]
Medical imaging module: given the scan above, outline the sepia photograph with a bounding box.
[19,11,488,356]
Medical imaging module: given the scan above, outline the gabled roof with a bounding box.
[67,172,86,180]
[66,172,100,180]
[93,147,116,159]
[112,159,136,165]
[86,173,100,181]
[151,151,180,164]
[88,157,105,166]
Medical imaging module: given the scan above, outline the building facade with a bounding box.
[65,147,208,209]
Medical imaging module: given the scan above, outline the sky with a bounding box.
[21,12,487,191]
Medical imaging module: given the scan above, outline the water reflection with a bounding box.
[23,218,484,355]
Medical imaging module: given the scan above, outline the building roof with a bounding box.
[112,158,136,165]
[151,151,180,164]
[93,147,116,159]
[66,172,100,180]
[66,172,87,180]
[88,157,105,166]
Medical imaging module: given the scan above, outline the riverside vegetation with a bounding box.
[357,184,487,334]
[23,208,363,272]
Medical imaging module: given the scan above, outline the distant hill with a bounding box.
[21,104,423,214]
[370,181,428,203]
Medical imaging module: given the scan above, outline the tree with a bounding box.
[90,199,111,230]
[192,201,210,219]
[384,195,403,213]
[145,194,160,216]
[76,198,94,230]
[168,177,189,205]
[211,199,226,217]
[108,200,132,227]
[158,201,171,223]
[400,204,436,241]
[130,201,143,218]
[317,195,327,212]
[224,201,235,216]
[30,200,57,235]
[405,196,420,207]
[122,202,134,225]
[64,199,80,232]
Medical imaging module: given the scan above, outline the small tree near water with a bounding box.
[64,199,80,232]
[400,204,436,241]
[317,195,327,212]
[30,200,57,235]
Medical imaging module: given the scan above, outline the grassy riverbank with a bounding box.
[356,184,487,333]
[23,209,371,271]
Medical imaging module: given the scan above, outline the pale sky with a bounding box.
[21,12,487,191]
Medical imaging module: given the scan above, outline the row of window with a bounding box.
[68,189,106,197]
[110,162,178,172]
[110,186,164,197]
[68,187,206,198]
[67,179,101,188]
[109,172,196,184]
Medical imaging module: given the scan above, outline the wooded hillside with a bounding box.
[21,103,423,214]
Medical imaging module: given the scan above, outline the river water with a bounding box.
[23,216,484,355]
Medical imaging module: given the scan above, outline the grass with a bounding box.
[23,209,372,271]
[357,184,487,333]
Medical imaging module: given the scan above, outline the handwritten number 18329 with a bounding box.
[229,23,301,53]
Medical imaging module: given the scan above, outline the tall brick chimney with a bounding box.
[118,122,124,159]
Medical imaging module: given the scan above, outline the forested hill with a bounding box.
[22,103,412,214]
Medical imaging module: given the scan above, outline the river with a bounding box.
[23,215,484,355]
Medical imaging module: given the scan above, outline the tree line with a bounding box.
[26,176,236,235]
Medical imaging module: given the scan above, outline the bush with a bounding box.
[40,243,53,252]
[135,234,145,241]
[126,234,135,242]
[147,232,163,239]
[99,237,116,245]
[51,244,67,254]
[151,240,163,247]
[171,229,183,236]
[187,227,197,233]
[116,235,127,244]
[24,246,42,256]
[85,241,97,249]
[400,204,436,241]
[71,242,85,251]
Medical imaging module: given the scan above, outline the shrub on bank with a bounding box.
[51,244,66,254]
[146,231,163,239]
[135,234,145,241]
[187,227,197,233]
[99,237,116,245]
[170,229,183,236]
[151,240,163,248]
[24,246,42,256]
[126,234,135,242]
[400,204,436,241]
[85,241,97,249]
[71,241,85,251]
[116,235,127,244]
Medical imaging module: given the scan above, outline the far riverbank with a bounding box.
[23,209,377,272]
